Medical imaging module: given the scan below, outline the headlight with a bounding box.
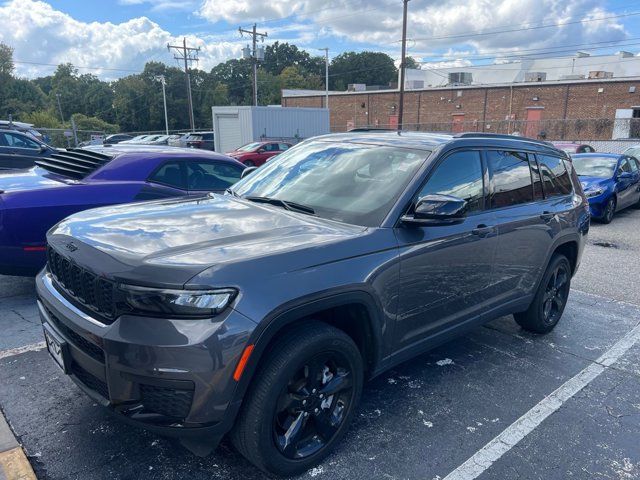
[585,188,603,198]
[118,285,237,318]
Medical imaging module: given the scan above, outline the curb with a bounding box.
[0,411,36,480]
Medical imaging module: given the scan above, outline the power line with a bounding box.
[239,24,268,106]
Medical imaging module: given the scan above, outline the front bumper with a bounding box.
[36,271,255,443]
[586,194,610,219]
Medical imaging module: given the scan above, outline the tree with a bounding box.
[329,51,398,90]
[405,56,421,70]
[0,42,14,76]
[263,42,323,77]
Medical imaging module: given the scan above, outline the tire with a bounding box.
[600,197,616,224]
[243,160,256,167]
[230,322,363,476]
[514,254,571,334]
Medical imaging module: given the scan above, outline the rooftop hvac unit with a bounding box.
[559,74,585,81]
[524,71,547,82]
[588,71,614,79]
[576,51,590,58]
[347,83,367,92]
[619,51,635,58]
[405,80,425,90]
[448,72,473,85]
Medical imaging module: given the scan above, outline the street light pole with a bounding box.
[155,75,169,135]
[397,0,410,132]
[318,48,329,109]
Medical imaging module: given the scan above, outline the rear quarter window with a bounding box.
[536,154,572,197]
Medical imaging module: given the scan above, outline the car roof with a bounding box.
[312,131,559,152]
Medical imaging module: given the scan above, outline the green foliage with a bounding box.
[0,40,398,132]
[329,51,398,90]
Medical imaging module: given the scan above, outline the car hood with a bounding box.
[0,167,68,193]
[48,194,366,287]
[579,176,612,191]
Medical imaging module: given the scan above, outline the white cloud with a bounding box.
[0,0,241,79]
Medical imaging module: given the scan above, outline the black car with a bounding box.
[36,132,589,476]
[0,129,57,169]
[103,134,133,145]
[186,131,215,150]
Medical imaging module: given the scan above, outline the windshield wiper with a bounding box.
[225,188,239,197]
[245,196,315,215]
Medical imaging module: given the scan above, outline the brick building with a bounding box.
[282,77,640,140]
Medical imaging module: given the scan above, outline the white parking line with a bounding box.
[442,321,640,480]
[0,342,46,360]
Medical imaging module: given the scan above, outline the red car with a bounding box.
[552,142,595,154]
[226,141,292,167]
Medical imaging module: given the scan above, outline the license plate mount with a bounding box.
[43,323,69,373]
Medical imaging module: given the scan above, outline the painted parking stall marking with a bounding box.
[442,320,640,480]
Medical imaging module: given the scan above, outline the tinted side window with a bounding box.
[187,161,243,190]
[619,158,632,173]
[3,132,39,149]
[149,161,186,189]
[487,150,534,208]
[279,143,290,151]
[537,154,572,197]
[418,150,484,213]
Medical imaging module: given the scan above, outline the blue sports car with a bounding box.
[0,145,245,276]
[572,153,640,223]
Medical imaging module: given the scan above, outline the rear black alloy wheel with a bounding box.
[274,353,354,460]
[602,198,616,224]
[514,254,571,334]
[231,323,363,476]
[541,263,570,327]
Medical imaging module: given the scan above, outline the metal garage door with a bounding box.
[218,114,243,153]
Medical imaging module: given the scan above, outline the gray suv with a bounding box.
[36,132,590,476]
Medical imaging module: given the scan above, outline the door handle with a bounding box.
[472,224,494,237]
[540,211,554,222]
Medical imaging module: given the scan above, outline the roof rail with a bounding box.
[453,132,554,147]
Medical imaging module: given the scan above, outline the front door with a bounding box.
[616,156,640,208]
[394,149,498,351]
[452,114,465,133]
[525,109,543,138]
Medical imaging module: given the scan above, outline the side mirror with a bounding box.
[241,166,258,179]
[257,148,265,154]
[401,194,468,225]
[39,144,48,153]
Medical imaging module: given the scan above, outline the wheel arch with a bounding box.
[230,289,384,411]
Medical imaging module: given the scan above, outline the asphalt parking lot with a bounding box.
[1,212,639,480]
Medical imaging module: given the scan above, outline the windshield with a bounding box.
[231,140,429,227]
[572,156,617,178]
[237,142,262,152]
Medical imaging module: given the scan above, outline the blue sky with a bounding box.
[1,0,639,79]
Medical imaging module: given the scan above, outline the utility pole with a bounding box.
[318,48,329,109]
[239,24,268,106]
[154,75,169,134]
[55,93,65,124]
[167,38,200,131]
[397,0,410,132]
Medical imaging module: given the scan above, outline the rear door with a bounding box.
[486,150,552,305]
[617,156,639,208]
[630,157,640,205]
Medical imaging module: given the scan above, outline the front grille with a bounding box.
[47,247,116,321]
[70,362,109,399]
[45,307,104,363]
[140,384,194,419]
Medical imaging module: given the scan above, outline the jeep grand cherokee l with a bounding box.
[36,132,590,476]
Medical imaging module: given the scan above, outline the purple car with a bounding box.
[0,146,246,276]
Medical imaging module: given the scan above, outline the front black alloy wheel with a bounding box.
[274,354,354,459]
[231,322,363,476]
[514,254,571,334]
